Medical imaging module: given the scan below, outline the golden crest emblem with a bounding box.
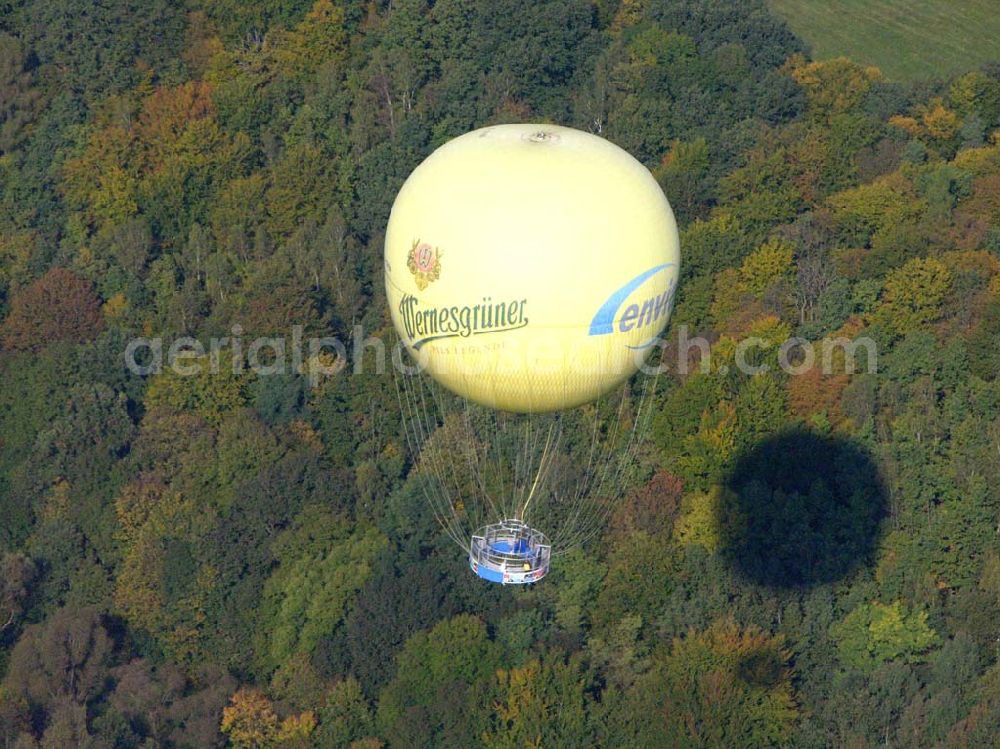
[407,239,442,291]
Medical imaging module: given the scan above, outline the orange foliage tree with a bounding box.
[610,469,684,538]
[0,267,104,351]
[221,688,316,749]
[787,367,850,428]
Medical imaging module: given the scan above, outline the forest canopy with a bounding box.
[2,1,1000,747]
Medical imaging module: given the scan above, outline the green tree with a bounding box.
[314,677,377,749]
[11,0,186,99]
[830,601,940,672]
[0,553,35,654]
[256,506,387,675]
[592,530,673,634]
[376,614,501,749]
[0,34,42,155]
[653,137,712,224]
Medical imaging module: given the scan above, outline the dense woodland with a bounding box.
[1,0,1000,746]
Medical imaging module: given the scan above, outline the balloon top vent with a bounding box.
[524,129,559,143]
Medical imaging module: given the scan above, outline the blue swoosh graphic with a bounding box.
[588,263,675,336]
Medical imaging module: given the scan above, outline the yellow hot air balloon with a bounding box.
[386,124,680,584]
[385,124,680,414]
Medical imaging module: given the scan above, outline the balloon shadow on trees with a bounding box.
[717,429,887,588]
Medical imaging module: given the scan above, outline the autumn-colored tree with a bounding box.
[143,351,251,425]
[960,172,1000,225]
[709,267,749,331]
[890,97,963,151]
[952,70,1000,125]
[609,0,644,33]
[826,172,923,248]
[787,367,850,427]
[610,469,684,538]
[136,81,215,160]
[4,606,118,721]
[0,267,104,351]
[63,79,247,245]
[737,239,795,296]
[718,146,804,232]
[220,687,318,749]
[276,711,318,748]
[673,400,739,489]
[61,122,141,233]
[712,316,792,372]
[874,257,953,335]
[113,530,168,634]
[623,619,798,748]
[109,660,237,748]
[673,486,734,554]
[222,689,281,748]
[482,657,592,749]
[113,475,172,546]
[272,0,349,78]
[784,55,882,119]
[239,281,325,336]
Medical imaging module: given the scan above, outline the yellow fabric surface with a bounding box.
[385,124,680,412]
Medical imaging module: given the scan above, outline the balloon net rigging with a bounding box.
[393,341,666,555]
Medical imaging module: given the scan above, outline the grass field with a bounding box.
[767,0,1000,81]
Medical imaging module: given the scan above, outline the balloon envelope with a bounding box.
[385,124,680,413]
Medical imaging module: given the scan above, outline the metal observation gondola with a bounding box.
[469,520,552,585]
[384,124,680,583]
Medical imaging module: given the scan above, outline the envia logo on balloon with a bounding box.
[588,263,677,349]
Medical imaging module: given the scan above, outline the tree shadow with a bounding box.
[717,429,887,588]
